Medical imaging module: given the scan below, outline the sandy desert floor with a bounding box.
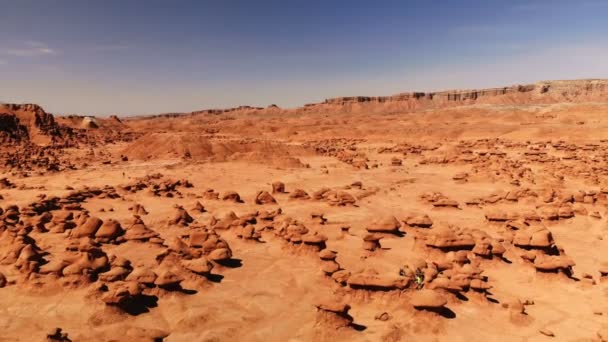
[3,91,608,341]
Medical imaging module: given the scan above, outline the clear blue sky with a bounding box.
[1,0,607,115]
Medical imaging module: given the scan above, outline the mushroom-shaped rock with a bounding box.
[129,203,149,215]
[319,250,337,260]
[426,230,475,250]
[95,219,124,242]
[491,241,506,256]
[208,247,232,262]
[62,251,109,276]
[302,232,328,248]
[154,268,184,288]
[236,224,261,240]
[312,188,331,200]
[289,189,310,200]
[329,191,357,206]
[514,227,554,248]
[125,267,157,285]
[169,207,193,226]
[51,210,74,224]
[332,270,351,285]
[321,260,340,274]
[272,182,286,194]
[472,239,493,257]
[406,215,433,228]
[558,205,574,218]
[15,244,42,272]
[202,189,220,200]
[411,289,448,310]
[213,211,239,229]
[255,191,277,205]
[366,215,401,234]
[98,266,131,282]
[124,216,160,241]
[191,201,205,213]
[427,276,464,292]
[259,208,282,221]
[71,217,103,238]
[362,234,383,251]
[101,281,144,306]
[222,191,243,203]
[181,257,214,275]
[315,299,353,329]
[534,255,575,273]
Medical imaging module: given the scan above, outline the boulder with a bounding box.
[534,255,575,273]
[272,182,285,194]
[154,268,184,288]
[208,248,232,262]
[347,269,409,290]
[362,234,383,251]
[71,217,103,238]
[222,191,243,203]
[181,257,214,275]
[95,219,124,242]
[411,289,448,310]
[191,201,205,213]
[125,267,157,285]
[315,299,353,328]
[101,281,144,306]
[124,216,160,241]
[168,207,194,226]
[255,191,277,205]
[319,250,337,260]
[426,229,475,250]
[406,214,433,228]
[289,189,310,200]
[366,215,401,234]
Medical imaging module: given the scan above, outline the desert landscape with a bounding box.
[2,79,608,341]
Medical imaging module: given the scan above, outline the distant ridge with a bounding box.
[139,79,608,119]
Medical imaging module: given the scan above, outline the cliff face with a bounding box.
[160,79,608,118]
[315,80,608,108]
[0,103,68,145]
[0,112,29,143]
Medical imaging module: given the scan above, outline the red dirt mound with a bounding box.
[122,132,306,167]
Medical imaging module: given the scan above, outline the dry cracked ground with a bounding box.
[3,81,608,341]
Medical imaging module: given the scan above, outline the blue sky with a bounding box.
[1,0,607,115]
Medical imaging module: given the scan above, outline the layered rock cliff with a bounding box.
[306,79,608,111]
[176,79,608,117]
[0,103,70,145]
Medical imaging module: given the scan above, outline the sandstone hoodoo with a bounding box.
[362,234,383,251]
[366,215,401,234]
[289,189,310,200]
[255,190,277,205]
[169,206,194,226]
[272,181,286,194]
[315,300,355,329]
[411,289,448,311]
